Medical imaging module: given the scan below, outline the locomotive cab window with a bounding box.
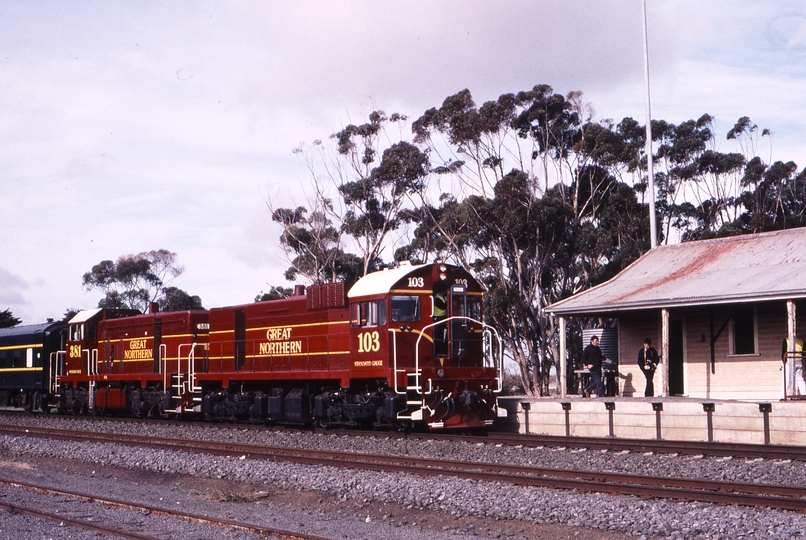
[70,324,84,341]
[350,300,387,328]
[467,297,481,321]
[391,295,421,322]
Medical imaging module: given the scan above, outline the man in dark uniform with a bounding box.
[637,338,660,397]
[582,335,604,397]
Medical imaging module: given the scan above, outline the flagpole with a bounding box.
[642,0,657,249]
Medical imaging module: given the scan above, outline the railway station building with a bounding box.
[546,227,806,402]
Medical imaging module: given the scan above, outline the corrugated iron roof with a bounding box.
[546,228,806,315]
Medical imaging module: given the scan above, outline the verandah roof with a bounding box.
[546,228,806,316]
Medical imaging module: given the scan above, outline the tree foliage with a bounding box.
[0,308,21,328]
[82,250,202,312]
[276,84,806,396]
[273,111,426,282]
[255,286,294,302]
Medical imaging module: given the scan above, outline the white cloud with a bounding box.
[2,1,805,322]
[0,267,28,305]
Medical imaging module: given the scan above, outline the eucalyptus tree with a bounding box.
[645,115,751,242]
[274,85,804,397]
[0,308,21,328]
[277,111,429,280]
[82,250,200,312]
[270,201,362,284]
[735,158,806,233]
[338,138,430,275]
[408,85,652,395]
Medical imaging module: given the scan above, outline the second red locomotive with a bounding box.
[51,262,505,429]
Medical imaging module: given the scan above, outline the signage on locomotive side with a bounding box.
[354,330,383,367]
[260,327,303,355]
[354,360,384,367]
[125,338,153,360]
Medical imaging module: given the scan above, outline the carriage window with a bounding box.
[391,295,421,322]
[350,300,387,327]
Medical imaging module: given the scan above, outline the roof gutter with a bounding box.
[545,289,806,316]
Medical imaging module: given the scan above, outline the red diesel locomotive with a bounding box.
[53,262,505,429]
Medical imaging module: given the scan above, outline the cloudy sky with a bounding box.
[2,1,805,324]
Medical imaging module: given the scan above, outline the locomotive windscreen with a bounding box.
[391,295,421,322]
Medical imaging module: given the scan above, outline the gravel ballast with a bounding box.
[1,414,805,539]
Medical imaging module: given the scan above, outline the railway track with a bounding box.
[454,432,806,461]
[2,423,805,513]
[0,477,331,540]
[5,408,806,461]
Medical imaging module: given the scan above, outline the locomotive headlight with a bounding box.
[437,369,445,378]
[439,272,447,281]
[439,264,447,272]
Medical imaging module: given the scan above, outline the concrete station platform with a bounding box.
[497,396,806,447]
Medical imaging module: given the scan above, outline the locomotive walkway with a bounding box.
[2,423,805,513]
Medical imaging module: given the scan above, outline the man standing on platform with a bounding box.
[582,335,604,397]
[637,338,660,397]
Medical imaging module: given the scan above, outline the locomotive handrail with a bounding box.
[49,351,66,395]
[389,328,404,395]
[412,316,504,394]
[162,344,172,391]
[84,348,99,377]
[167,342,203,399]
[158,344,167,375]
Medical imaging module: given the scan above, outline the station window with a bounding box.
[391,295,421,323]
[731,305,757,355]
[350,300,387,328]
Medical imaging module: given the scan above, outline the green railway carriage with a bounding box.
[0,320,67,411]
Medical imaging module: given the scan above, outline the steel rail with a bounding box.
[5,407,806,462]
[0,477,331,540]
[3,424,805,512]
[472,432,806,461]
[0,497,161,540]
